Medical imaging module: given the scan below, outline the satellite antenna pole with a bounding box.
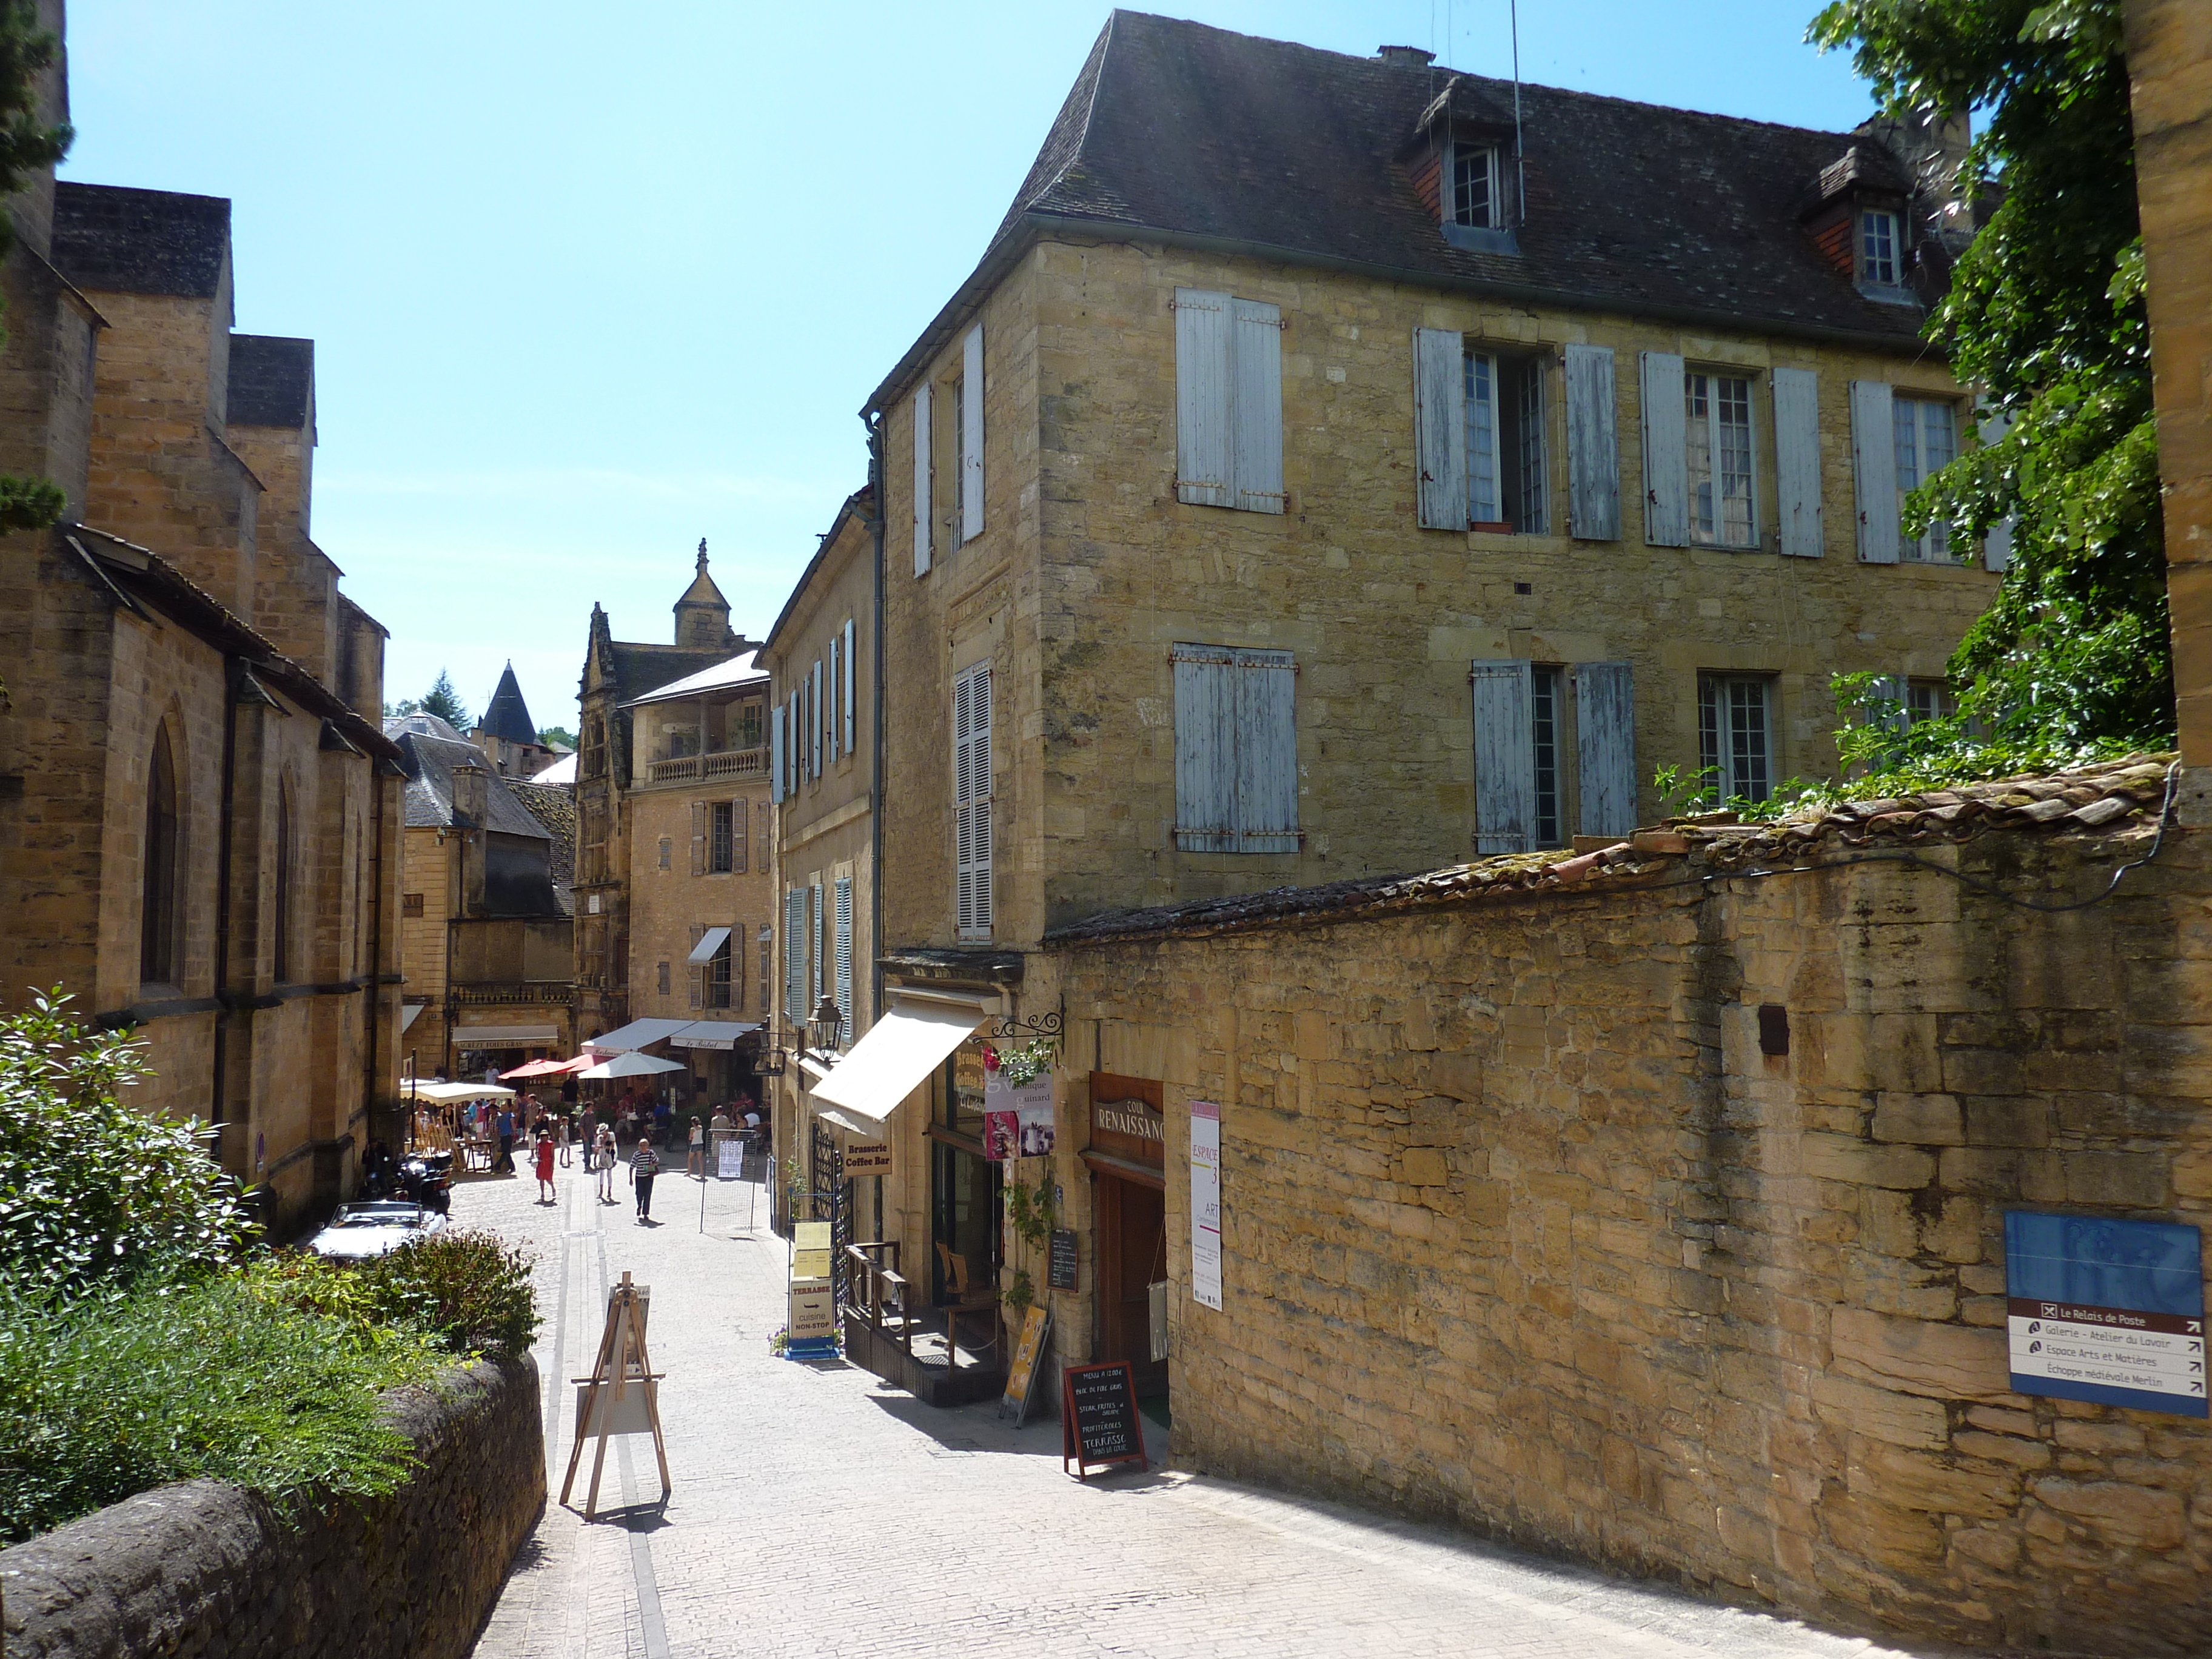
[1511,0,1526,226]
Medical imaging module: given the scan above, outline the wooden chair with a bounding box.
[934,1244,1000,1364]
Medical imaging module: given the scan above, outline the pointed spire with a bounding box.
[479,663,538,746]
[674,538,734,649]
[697,537,709,572]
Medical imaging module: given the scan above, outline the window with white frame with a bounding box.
[1698,674,1775,804]
[1860,210,1901,286]
[1171,645,1298,853]
[1906,679,1952,726]
[1894,396,1959,561]
[953,662,993,937]
[1452,143,1500,229]
[1686,372,1756,548]
[706,930,734,1010]
[1464,350,1547,532]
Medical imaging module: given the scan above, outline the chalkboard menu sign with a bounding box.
[1061,1361,1149,1480]
[1049,1228,1079,1290]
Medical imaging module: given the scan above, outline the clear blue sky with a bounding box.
[62,1,1879,739]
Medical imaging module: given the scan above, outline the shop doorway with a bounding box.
[931,1138,1000,1304]
[1093,1171,1168,1399]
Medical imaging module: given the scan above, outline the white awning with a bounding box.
[452,1024,557,1044]
[817,1108,879,1138]
[399,1004,426,1032]
[668,1020,759,1051]
[581,1016,694,1053]
[808,990,997,1125]
[686,927,732,965]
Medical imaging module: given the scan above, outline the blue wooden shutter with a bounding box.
[1772,367,1823,557]
[1564,344,1619,540]
[911,381,933,575]
[783,887,805,1019]
[810,883,825,1007]
[1415,327,1469,531]
[834,875,853,1039]
[1175,289,1232,507]
[1639,351,1689,547]
[1234,649,1298,851]
[1573,660,1637,839]
[960,324,984,543]
[1172,644,1236,851]
[1470,659,1536,854]
[809,659,823,777]
[1851,381,1900,564]
[769,702,786,804]
[826,632,840,766]
[842,618,857,751]
[1230,298,1284,514]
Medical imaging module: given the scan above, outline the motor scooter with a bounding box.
[401,1149,453,1215]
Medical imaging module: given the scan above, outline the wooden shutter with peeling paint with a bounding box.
[1573,660,1637,839]
[1640,351,1689,547]
[1471,659,1536,854]
[912,382,933,575]
[1230,298,1285,514]
[1172,645,1236,851]
[1235,649,1298,851]
[1851,381,1900,563]
[961,324,984,543]
[1772,367,1823,557]
[1175,289,1232,507]
[1564,344,1620,540]
[1415,327,1469,530]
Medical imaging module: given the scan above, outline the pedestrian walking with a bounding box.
[556,1111,572,1168]
[687,1115,704,1178]
[533,1129,557,1204]
[595,1125,618,1204]
[494,1105,516,1173]
[631,1135,660,1223]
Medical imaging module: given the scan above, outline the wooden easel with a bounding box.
[560,1272,671,1520]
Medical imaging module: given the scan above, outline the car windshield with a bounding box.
[332,1206,422,1227]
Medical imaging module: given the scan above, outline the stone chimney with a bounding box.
[451,754,489,916]
[1377,45,1435,69]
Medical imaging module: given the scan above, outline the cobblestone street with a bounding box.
[462,1159,1922,1659]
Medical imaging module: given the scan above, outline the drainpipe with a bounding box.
[864,410,886,1034]
[209,656,241,1176]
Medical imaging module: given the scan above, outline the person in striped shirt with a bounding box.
[629,1135,660,1223]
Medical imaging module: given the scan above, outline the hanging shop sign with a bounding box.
[2006,1210,2205,1417]
[1061,1359,1149,1480]
[984,1073,1054,1162]
[1191,1099,1222,1312]
[842,1141,894,1176]
[1049,1227,1079,1291]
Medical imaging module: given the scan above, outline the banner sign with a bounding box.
[842,1141,894,1176]
[985,1073,1054,1161]
[1191,1099,1222,1311]
[716,1137,743,1180]
[2005,1210,2206,1417]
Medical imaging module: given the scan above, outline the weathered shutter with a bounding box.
[1414,327,1469,531]
[1871,673,1910,734]
[688,926,703,1010]
[1175,289,1232,507]
[1230,297,1285,514]
[1564,344,1620,540]
[826,632,840,766]
[732,797,747,873]
[912,381,933,575]
[833,874,854,1038]
[841,618,857,752]
[783,887,805,1017]
[1470,659,1537,854]
[810,882,825,1007]
[769,703,786,803]
[1172,645,1236,852]
[690,801,706,876]
[954,662,993,937]
[960,323,985,542]
[1977,404,2014,573]
[1572,660,1638,839]
[1850,380,1900,563]
[809,659,823,777]
[1639,351,1689,547]
[1234,649,1299,852]
[1772,366,1823,557]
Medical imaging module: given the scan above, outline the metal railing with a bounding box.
[451,983,572,1005]
[843,1241,913,1355]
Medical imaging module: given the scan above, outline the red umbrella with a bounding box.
[501,1055,594,1080]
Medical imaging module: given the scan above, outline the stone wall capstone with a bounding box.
[0,1354,543,1659]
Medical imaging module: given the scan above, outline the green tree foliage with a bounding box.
[356,1230,541,1361]
[417,669,471,730]
[1811,0,2168,756]
[536,724,576,750]
[0,994,255,1307]
[0,1,73,537]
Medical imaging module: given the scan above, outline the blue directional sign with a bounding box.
[2005,1211,2206,1418]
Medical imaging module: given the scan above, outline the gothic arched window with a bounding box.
[140,727,180,985]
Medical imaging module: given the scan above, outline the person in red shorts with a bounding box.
[532,1128,557,1204]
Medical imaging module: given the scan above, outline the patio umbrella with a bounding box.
[576,1051,686,1080]
[501,1055,593,1080]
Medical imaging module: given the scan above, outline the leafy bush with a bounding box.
[356,1230,541,1361]
[0,1260,446,1545]
[0,993,254,1307]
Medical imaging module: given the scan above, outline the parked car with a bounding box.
[306,1200,448,1261]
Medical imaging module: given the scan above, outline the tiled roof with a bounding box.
[606,643,737,699]
[480,663,538,746]
[53,183,229,299]
[509,779,577,915]
[227,335,313,429]
[389,729,551,840]
[1047,757,2177,945]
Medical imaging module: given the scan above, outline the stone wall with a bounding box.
[0,1355,543,1659]
[1051,806,2212,1655]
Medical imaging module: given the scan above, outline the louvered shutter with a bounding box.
[1415,327,1469,531]
[809,659,823,777]
[1234,649,1298,851]
[1172,645,1236,851]
[1640,351,1689,547]
[842,618,857,751]
[690,801,706,876]
[1175,289,1232,507]
[1851,381,1900,563]
[1772,367,1823,557]
[1564,344,1620,540]
[828,632,841,766]
[732,797,747,873]
[688,925,703,1010]
[1230,298,1285,514]
[810,882,825,1008]
[1572,661,1638,839]
[954,662,993,937]
[783,887,804,1019]
[912,381,933,575]
[833,875,853,1039]
[960,323,985,542]
[1470,659,1537,854]
[769,702,786,803]
[1977,404,2014,572]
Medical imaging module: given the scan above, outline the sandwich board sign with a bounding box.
[2005,1210,2206,1418]
[999,1305,1052,1426]
[1061,1359,1148,1480]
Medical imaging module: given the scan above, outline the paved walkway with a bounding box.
[464,1156,1924,1659]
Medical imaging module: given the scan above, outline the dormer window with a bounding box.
[1452,143,1500,230]
[1860,210,1900,286]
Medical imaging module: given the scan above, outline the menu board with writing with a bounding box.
[1049,1228,1079,1290]
[1061,1360,1148,1480]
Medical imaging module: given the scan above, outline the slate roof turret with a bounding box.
[480,663,538,746]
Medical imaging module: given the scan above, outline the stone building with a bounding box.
[796,15,2006,1387]
[0,0,400,1227]
[384,714,573,1081]
[469,662,563,780]
[572,545,756,1048]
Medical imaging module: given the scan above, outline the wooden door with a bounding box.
[1094,1173,1168,1398]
